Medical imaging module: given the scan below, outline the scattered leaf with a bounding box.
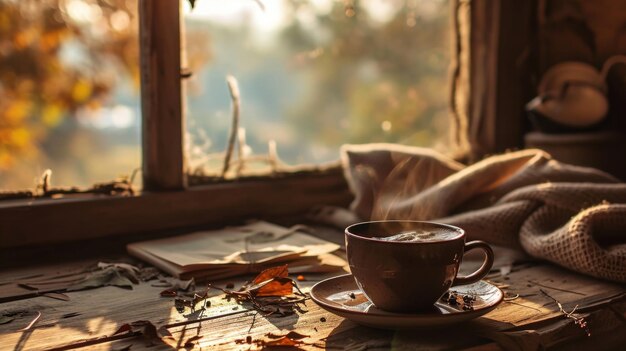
[42,292,70,301]
[179,278,195,292]
[265,335,301,347]
[139,267,161,282]
[249,276,293,297]
[0,315,15,325]
[67,267,134,292]
[266,331,309,340]
[160,278,195,298]
[252,265,288,285]
[245,265,292,297]
[113,320,171,347]
[160,289,177,297]
[113,323,133,336]
[97,262,141,284]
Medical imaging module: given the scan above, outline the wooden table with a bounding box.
[1,233,625,351]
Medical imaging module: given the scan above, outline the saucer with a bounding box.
[310,274,503,329]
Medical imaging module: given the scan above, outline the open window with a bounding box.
[0,0,462,248]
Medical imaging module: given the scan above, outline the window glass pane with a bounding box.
[184,0,450,176]
[0,0,140,190]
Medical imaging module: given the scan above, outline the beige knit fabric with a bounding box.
[341,144,626,283]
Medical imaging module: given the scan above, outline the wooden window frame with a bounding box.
[0,1,351,249]
[3,0,528,249]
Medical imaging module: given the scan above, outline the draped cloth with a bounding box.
[341,144,626,283]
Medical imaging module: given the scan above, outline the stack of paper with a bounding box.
[127,221,344,280]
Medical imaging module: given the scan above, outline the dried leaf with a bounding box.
[252,265,288,285]
[160,278,194,298]
[178,278,195,292]
[247,265,292,297]
[113,320,170,347]
[97,262,141,284]
[160,289,177,297]
[42,292,70,301]
[67,267,134,292]
[0,315,15,325]
[113,323,133,336]
[139,267,160,282]
[264,335,302,347]
[266,331,309,340]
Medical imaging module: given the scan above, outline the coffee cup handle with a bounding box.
[452,240,494,286]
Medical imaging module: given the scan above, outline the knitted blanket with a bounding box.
[341,144,626,283]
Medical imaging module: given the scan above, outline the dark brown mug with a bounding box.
[346,220,494,313]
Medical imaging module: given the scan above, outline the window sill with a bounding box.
[0,166,352,249]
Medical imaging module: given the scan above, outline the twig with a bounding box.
[236,127,246,177]
[41,169,52,193]
[528,280,586,296]
[19,311,41,331]
[222,75,241,178]
[268,140,279,173]
[540,289,590,336]
[503,293,519,301]
[247,312,258,334]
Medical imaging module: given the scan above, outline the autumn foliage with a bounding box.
[0,0,138,170]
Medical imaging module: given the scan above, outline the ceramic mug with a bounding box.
[346,220,494,313]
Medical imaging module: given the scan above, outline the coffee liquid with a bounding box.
[374,229,458,242]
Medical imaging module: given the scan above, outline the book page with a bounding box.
[127,221,340,267]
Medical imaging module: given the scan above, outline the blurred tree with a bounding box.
[0,0,139,171]
[280,0,450,150]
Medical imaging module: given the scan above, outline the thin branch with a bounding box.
[268,140,279,173]
[540,289,590,336]
[222,75,241,178]
[19,311,41,331]
[236,127,247,177]
[247,312,258,334]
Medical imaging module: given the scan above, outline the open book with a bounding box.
[127,221,344,280]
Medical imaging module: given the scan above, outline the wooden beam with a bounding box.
[0,169,352,248]
[467,0,536,157]
[140,0,186,190]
